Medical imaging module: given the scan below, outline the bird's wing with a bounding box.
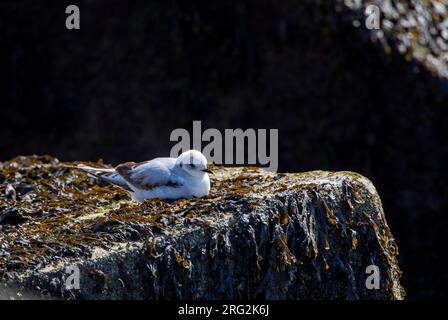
[72,164,133,192]
[115,158,183,191]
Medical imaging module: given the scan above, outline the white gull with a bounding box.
[74,150,212,202]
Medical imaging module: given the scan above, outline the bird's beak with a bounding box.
[202,168,214,174]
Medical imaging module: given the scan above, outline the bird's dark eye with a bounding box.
[189,163,196,168]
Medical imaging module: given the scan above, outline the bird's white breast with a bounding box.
[131,173,210,202]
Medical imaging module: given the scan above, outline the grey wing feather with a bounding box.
[74,164,133,191]
[97,172,133,192]
[116,158,183,190]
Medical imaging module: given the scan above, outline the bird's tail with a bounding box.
[65,164,132,192]
[73,164,116,174]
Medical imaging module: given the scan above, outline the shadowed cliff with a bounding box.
[0,156,404,299]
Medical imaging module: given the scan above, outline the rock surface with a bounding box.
[0,156,404,299]
[341,0,448,80]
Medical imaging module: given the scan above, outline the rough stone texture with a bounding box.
[0,156,404,299]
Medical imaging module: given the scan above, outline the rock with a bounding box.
[0,156,404,299]
[341,0,448,79]
[4,184,16,201]
[0,208,30,226]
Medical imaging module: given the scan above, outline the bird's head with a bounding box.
[176,150,213,177]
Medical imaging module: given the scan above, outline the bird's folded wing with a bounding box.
[115,158,183,191]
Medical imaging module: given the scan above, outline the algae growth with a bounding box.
[0,155,404,299]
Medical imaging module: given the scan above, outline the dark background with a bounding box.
[0,0,447,299]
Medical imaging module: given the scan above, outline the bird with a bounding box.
[72,150,213,202]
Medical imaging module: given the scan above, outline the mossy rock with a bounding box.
[0,156,404,299]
